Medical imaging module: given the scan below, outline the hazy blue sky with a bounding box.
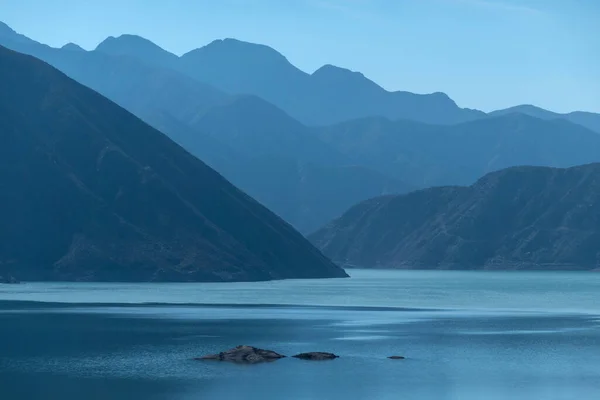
[1,0,598,112]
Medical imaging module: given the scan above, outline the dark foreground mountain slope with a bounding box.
[0,46,347,282]
[310,164,600,270]
[490,105,600,134]
[317,114,600,187]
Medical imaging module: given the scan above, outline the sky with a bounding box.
[1,0,598,113]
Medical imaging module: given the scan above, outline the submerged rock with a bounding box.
[388,356,406,360]
[195,345,286,364]
[292,352,339,361]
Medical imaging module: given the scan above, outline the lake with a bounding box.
[1,269,599,399]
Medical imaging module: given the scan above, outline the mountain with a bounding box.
[0,45,347,282]
[0,23,409,233]
[317,114,600,188]
[0,23,229,123]
[189,95,348,165]
[61,43,85,52]
[95,34,179,68]
[307,64,485,125]
[490,105,600,134]
[179,38,308,103]
[226,157,409,234]
[6,21,598,132]
[0,21,31,46]
[92,33,482,126]
[177,39,483,125]
[167,95,412,232]
[310,163,600,270]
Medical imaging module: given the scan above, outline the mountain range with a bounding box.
[95,34,484,126]
[0,22,413,233]
[92,33,600,133]
[490,105,600,135]
[0,44,347,282]
[317,114,600,187]
[2,20,600,238]
[310,164,600,270]
[2,21,599,132]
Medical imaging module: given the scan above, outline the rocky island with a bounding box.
[195,346,286,364]
[195,346,342,363]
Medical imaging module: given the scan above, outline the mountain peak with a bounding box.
[95,34,178,66]
[311,64,382,97]
[0,21,16,36]
[0,21,40,47]
[96,34,156,50]
[429,91,452,101]
[489,104,560,119]
[184,38,290,64]
[61,42,85,52]
[312,64,367,80]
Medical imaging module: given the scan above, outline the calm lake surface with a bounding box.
[1,269,599,400]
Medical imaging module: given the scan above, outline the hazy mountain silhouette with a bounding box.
[0,21,31,45]
[3,21,598,234]
[169,94,413,232]
[307,64,484,125]
[61,43,86,52]
[0,22,409,233]
[490,105,600,134]
[0,22,228,121]
[92,32,483,125]
[317,114,600,187]
[0,45,347,282]
[96,34,179,68]
[189,95,348,165]
[176,38,484,125]
[311,163,600,270]
[227,157,409,233]
[179,38,308,101]
[4,21,596,131]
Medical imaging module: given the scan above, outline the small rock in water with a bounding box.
[194,345,286,364]
[388,356,406,360]
[292,352,339,361]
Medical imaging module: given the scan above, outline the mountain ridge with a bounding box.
[4,21,597,129]
[316,112,600,188]
[490,104,600,134]
[310,163,600,270]
[0,44,347,282]
[3,21,599,235]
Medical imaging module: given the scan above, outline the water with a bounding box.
[1,270,599,399]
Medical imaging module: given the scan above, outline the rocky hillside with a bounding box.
[310,164,600,270]
[0,45,347,282]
